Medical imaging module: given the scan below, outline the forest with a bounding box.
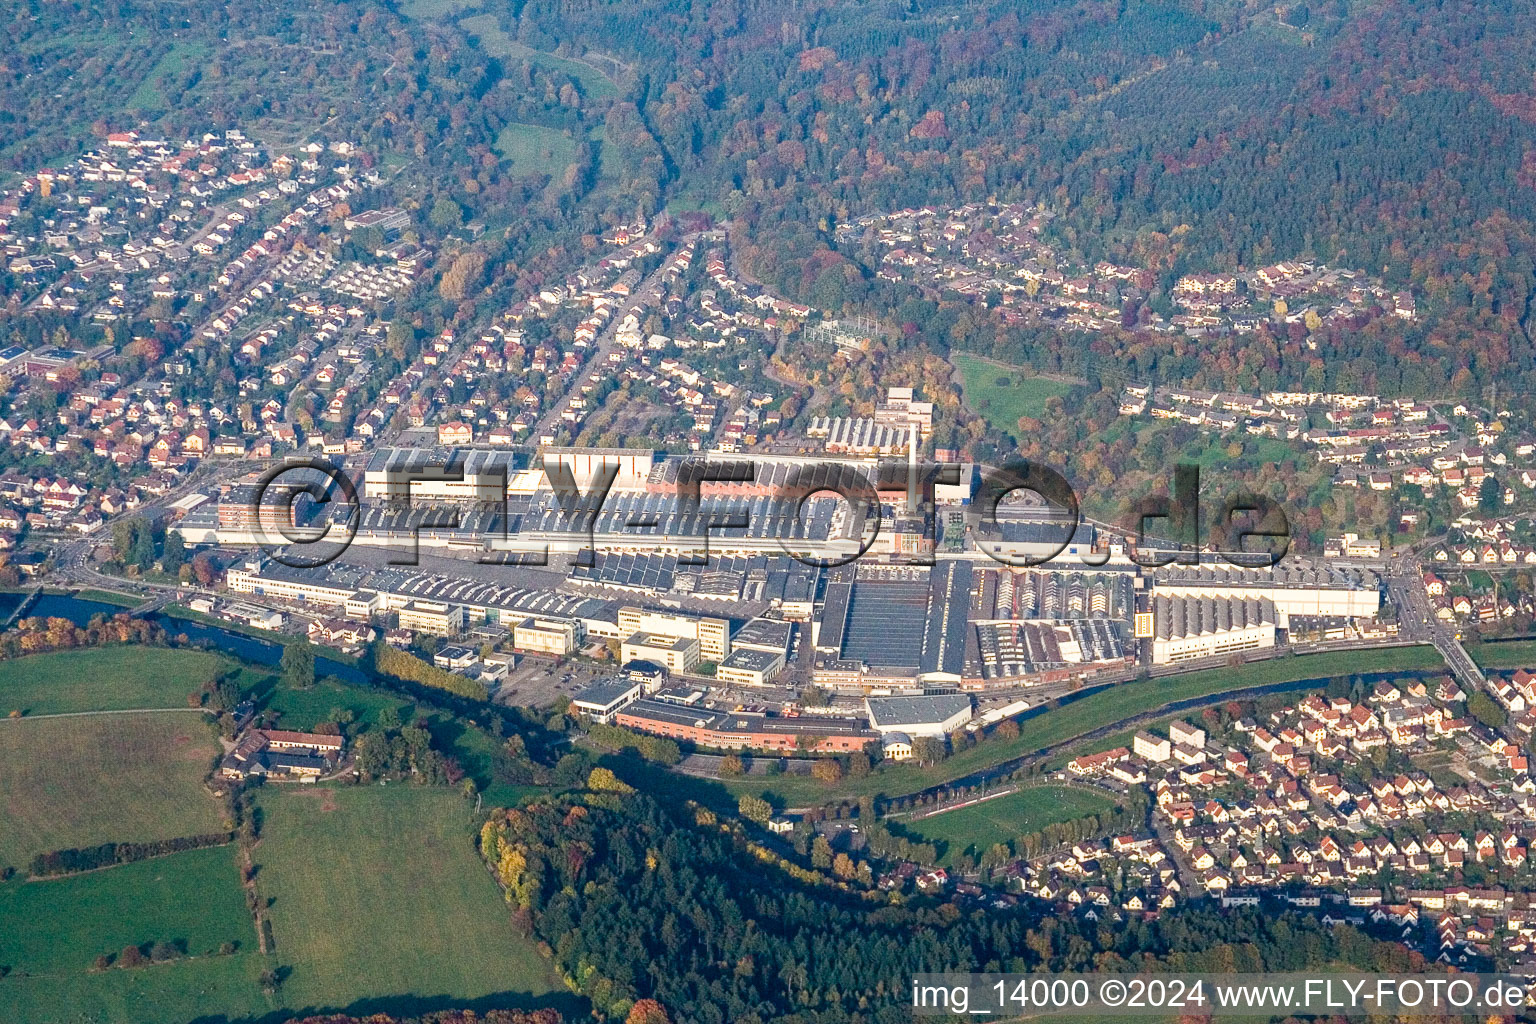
[480,779,1437,1024]
[497,0,1536,410]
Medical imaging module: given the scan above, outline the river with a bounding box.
[0,591,366,684]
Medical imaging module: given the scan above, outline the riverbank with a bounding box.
[720,645,1445,808]
[0,589,365,683]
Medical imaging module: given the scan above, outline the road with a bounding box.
[529,238,689,441]
[46,460,232,596]
[1434,632,1487,688]
[1381,549,1487,688]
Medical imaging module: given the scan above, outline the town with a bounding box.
[7,124,1536,987]
[12,0,1536,1018]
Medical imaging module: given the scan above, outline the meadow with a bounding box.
[2,644,526,793]
[494,123,580,179]
[0,785,570,1023]
[251,672,413,733]
[254,786,563,1011]
[0,843,251,974]
[898,785,1115,865]
[461,14,618,99]
[0,646,226,716]
[952,352,1077,440]
[400,0,478,18]
[0,845,268,1024]
[0,781,567,1022]
[1471,638,1536,670]
[0,642,568,1019]
[125,41,211,111]
[0,711,225,871]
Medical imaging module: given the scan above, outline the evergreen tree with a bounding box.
[132,522,156,572]
[281,641,316,691]
[161,531,186,575]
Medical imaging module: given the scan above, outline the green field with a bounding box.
[1471,639,1536,670]
[900,785,1114,865]
[461,14,618,98]
[254,786,563,1011]
[253,673,410,733]
[0,843,251,973]
[0,646,227,716]
[0,845,269,1024]
[1182,430,1300,469]
[0,646,565,1020]
[726,644,1445,807]
[0,711,226,871]
[401,0,478,18]
[0,642,542,821]
[126,41,211,110]
[494,123,579,178]
[952,352,1077,439]
[67,588,140,607]
[0,786,568,1024]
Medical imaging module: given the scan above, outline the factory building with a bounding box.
[539,446,655,492]
[1148,560,1379,627]
[570,678,644,724]
[715,647,786,687]
[622,632,701,674]
[396,600,467,636]
[226,558,370,606]
[618,605,730,662]
[613,699,875,754]
[1150,594,1277,664]
[363,446,523,502]
[864,694,974,738]
[513,616,581,656]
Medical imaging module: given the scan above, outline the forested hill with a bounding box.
[507,0,1536,398]
[479,779,1429,1024]
[8,0,1536,397]
[510,0,1536,271]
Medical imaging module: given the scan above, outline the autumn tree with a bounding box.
[588,767,635,794]
[190,552,218,586]
[626,999,672,1024]
[811,758,844,782]
[737,794,772,826]
[440,249,487,301]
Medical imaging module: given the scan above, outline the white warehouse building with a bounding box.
[865,694,974,739]
[1148,560,1380,628]
[1151,594,1276,665]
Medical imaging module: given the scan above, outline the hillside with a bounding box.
[504,0,1536,401]
[4,0,1535,404]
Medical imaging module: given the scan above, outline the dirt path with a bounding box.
[0,707,214,722]
[953,351,1087,388]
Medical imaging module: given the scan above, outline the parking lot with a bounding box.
[495,656,613,709]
